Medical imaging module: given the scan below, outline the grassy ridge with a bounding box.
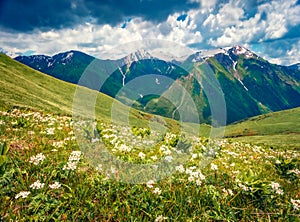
[224,107,300,146]
[0,53,187,131]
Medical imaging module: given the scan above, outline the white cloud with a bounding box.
[0,0,299,65]
[203,2,244,30]
[189,0,218,8]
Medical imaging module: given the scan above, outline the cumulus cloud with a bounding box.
[0,0,299,65]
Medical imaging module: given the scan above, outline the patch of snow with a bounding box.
[238,79,248,91]
[232,45,253,58]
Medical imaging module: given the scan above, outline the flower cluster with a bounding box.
[29,180,45,190]
[291,199,300,211]
[49,181,61,189]
[15,191,30,199]
[63,151,82,171]
[29,153,46,165]
[270,182,284,195]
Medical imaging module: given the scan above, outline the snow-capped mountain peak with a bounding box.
[124,49,153,63]
[231,45,254,58]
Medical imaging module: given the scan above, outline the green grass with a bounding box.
[0,108,299,221]
[224,107,300,146]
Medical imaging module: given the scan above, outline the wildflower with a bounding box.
[175,165,185,173]
[276,189,284,195]
[63,151,81,171]
[91,138,100,143]
[30,180,45,190]
[222,188,234,196]
[270,182,280,190]
[146,180,155,188]
[15,191,30,199]
[288,169,300,175]
[291,199,300,211]
[238,183,249,192]
[49,182,61,189]
[162,149,172,155]
[153,187,162,195]
[52,141,64,148]
[191,153,198,159]
[118,144,132,152]
[154,215,168,222]
[46,128,55,135]
[68,151,81,161]
[96,164,103,171]
[188,176,195,182]
[211,163,218,171]
[228,189,234,196]
[195,179,202,186]
[151,155,158,161]
[138,152,146,159]
[164,155,173,162]
[29,153,46,165]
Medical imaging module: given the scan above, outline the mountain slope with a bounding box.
[14,47,300,125]
[0,53,182,130]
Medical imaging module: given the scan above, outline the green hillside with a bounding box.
[0,53,177,129]
[224,107,300,146]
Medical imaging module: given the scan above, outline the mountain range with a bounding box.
[15,46,300,125]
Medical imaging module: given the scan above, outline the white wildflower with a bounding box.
[291,199,300,211]
[151,155,158,161]
[138,152,146,159]
[211,163,218,171]
[96,164,103,171]
[195,179,202,186]
[270,182,280,190]
[91,137,100,143]
[63,161,78,171]
[49,182,61,189]
[228,189,234,196]
[153,187,162,195]
[191,153,198,159]
[239,183,249,192]
[154,215,168,222]
[175,165,185,173]
[118,144,132,152]
[15,191,30,199]
[276,189,284,195]
[29,153,46,165]
[46,128,55,135]
[63,151,81,171]
[30,180,45,190]
[52,141,64,148]
[164,155,173,162]
[146,180,155,188]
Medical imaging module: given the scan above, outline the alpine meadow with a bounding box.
[1,0,300,221]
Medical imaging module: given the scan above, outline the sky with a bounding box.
[0,0,300,65]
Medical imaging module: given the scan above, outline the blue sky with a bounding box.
[0,0,299,65]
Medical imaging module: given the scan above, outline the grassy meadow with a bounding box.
[0,53,299,221]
